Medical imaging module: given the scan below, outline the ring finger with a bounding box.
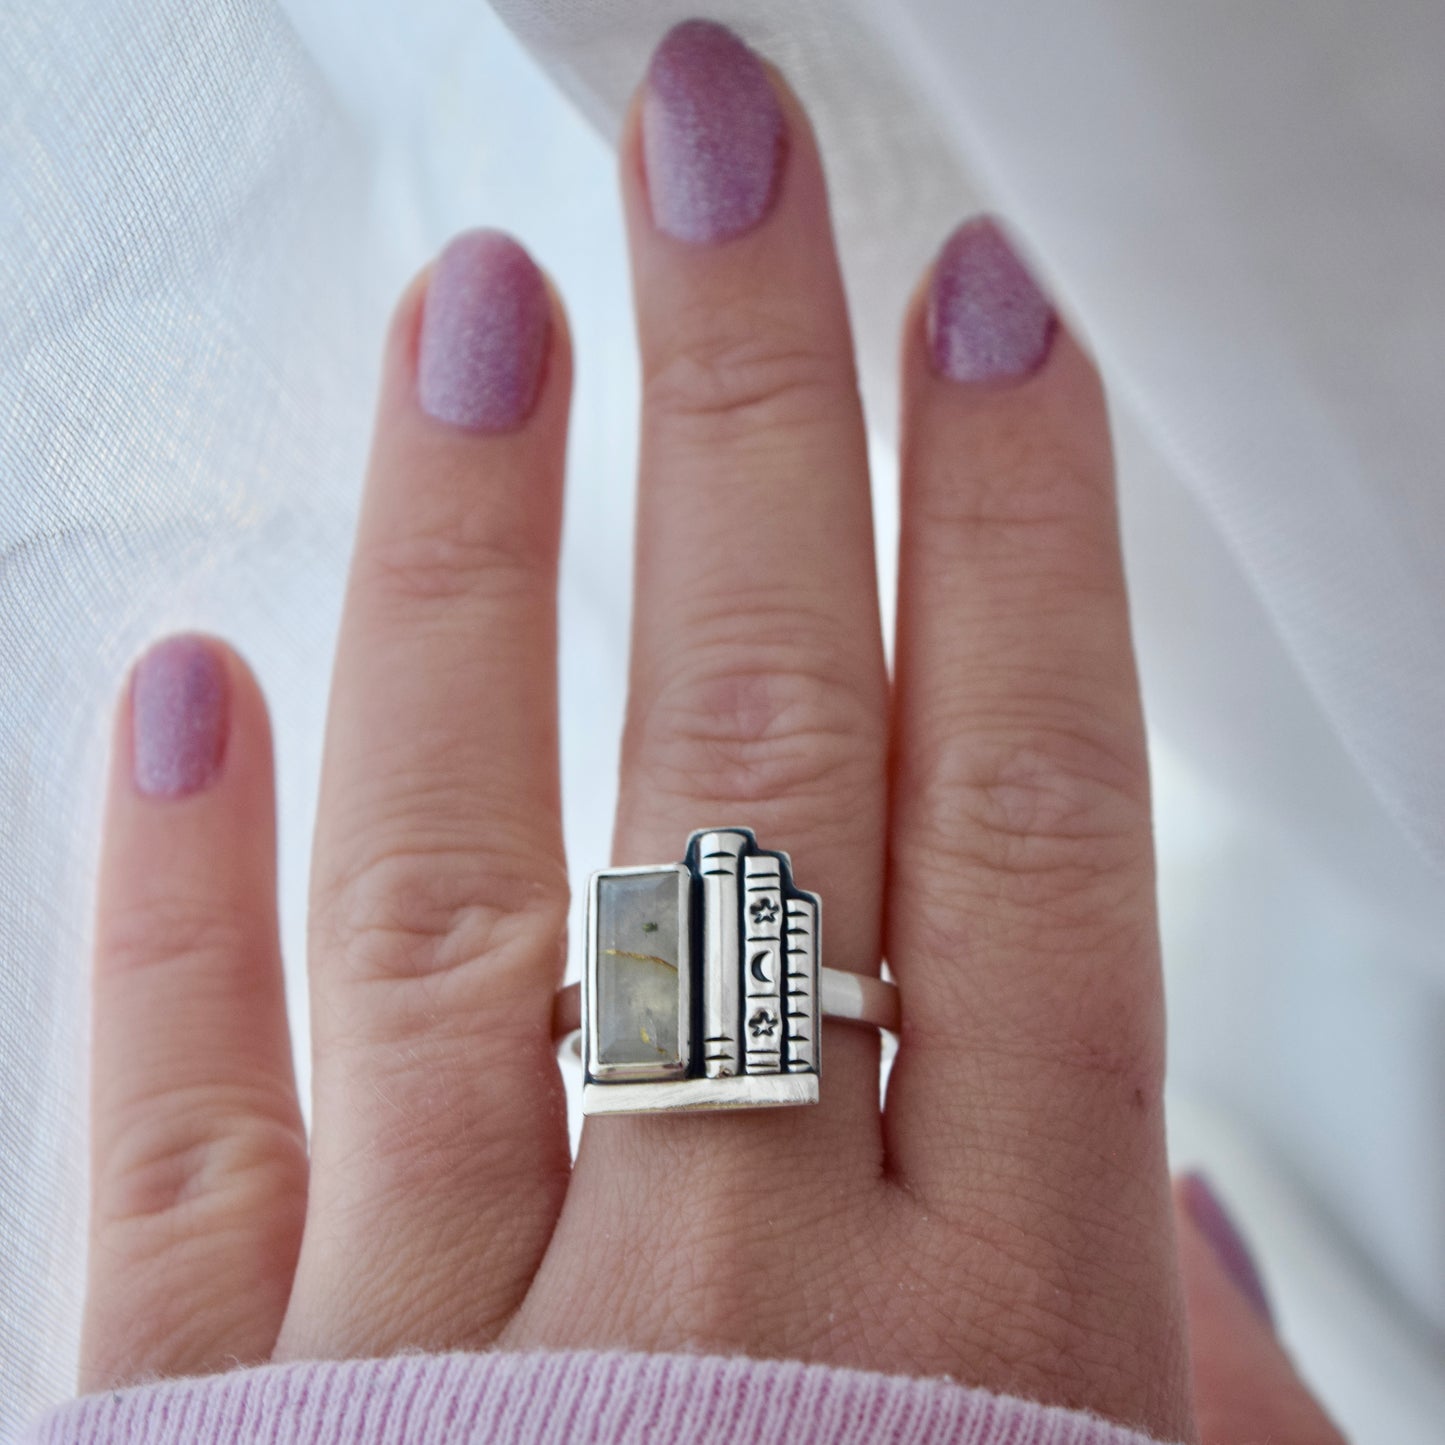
[512,21,889,1353]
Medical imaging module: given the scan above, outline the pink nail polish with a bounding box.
[642,19,785,244]
[926,216,1057,383]
[1180,1171,1275,1327]
[417,229,551,432]
[131,635,229,799]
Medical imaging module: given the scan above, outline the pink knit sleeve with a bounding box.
[18,1349,1180,1444]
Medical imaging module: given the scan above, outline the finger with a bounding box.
[1177,1174,1347,1444]
[82,635,306,1391]
[279,232,572,1357]
[883,220,1189,1432]
[613,24,886,1140]
[527,21,888,1350]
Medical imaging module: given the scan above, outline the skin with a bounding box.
[78,42,1344,1445]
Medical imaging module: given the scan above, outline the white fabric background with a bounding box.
[2,0,1443,1438]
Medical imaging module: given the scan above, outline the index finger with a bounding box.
[279,233,573,1358]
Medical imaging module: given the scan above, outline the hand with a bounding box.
[78,20,1342,1444]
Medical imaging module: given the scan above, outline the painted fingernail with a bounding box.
[926,216,1057,383]
[1180,1171,1275,1327]
[418,229,551,432]
[131,635,229,799]
[642,19,785,244]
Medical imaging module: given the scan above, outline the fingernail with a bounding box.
[642,19,785,244]
[417,229,551,432]
[1180,1171,1275,1327]
[131,635,230,799]
[926,216,1057,383]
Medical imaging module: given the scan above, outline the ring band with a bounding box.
[552,968,900,1040]
[557,827,900,1116]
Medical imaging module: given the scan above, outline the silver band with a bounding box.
[552,968,900,1041]
[562,827,900,1116]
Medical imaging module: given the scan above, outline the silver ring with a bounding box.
[553,827,900,1116]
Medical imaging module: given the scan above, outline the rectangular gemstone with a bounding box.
[593,868,686,1074]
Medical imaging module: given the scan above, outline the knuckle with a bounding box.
[622,644,884,815]
[645,303,855,444]
[101,898,260,980]
[913,431,1115,565]
[96,1085,305,1231]
[314,831,569,1002]
[894,693,1161,1076]
[354,494,549,609]
[908,707,1150,902]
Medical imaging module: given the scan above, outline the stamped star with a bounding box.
[749,897,779,926]
[748,1008,779,1039]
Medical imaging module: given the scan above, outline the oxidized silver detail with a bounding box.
[582,827,822,1115]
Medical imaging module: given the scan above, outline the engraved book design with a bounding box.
[582,828,821,1114]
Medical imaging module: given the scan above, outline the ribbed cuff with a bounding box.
[21,1349,1175,1445]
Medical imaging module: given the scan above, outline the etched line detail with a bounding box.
[784,894,819,1074]
[699,831,747,1078]
[742,852,784,1075]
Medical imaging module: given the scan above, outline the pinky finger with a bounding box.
[1176,1173,1347,1444]
[81,635,306,1391]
